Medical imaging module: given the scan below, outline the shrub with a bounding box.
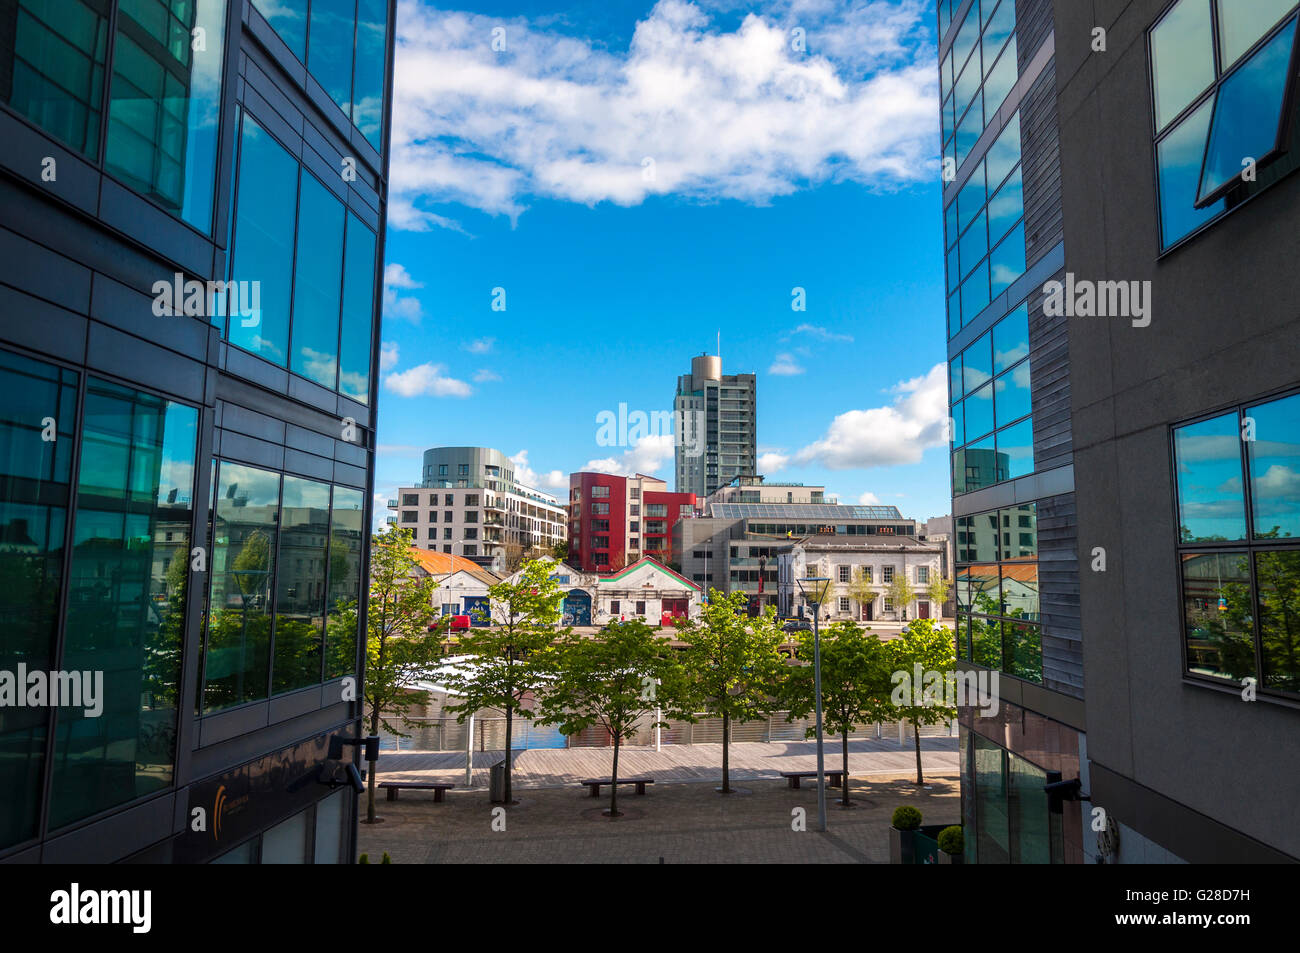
[938,825,964,855]
[381,852,392,864]
[358,853,370,864]
[891,805,922,830]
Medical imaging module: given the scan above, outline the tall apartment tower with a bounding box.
[1054,0,1300,863]
[937,0,1085,863]
[0,0,394,863]
[673,354,757,497]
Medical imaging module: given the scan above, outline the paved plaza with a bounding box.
[357,739,960,863]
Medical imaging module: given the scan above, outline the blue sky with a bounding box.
[374,0,951,524]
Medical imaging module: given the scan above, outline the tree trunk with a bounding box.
[841,730,851,806]
[913,717,924,785]
[609,736,621,818]
[721,712,731,793]
[504,705,514,804]
[366,706,380,823]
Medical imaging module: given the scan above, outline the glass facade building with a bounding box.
[938,0,1086,863]
[0,0,392,863]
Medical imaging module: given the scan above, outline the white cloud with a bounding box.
[791,363,949,469]
[858,491,883,505]
[464,337,495,354]
[768,353,805,376]
[789,323,853,343]
[389,0,938,229]
[474,368,502,382]
[380,341,400,371]
[758,450,791,473]
[383,263,424,324]
[510,449,569,490]
[583,433,676,477]
[384,363,472,398]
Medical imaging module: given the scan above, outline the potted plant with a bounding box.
[890,805,923,864]
[937,825,964,864]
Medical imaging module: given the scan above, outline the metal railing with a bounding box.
[379,713,956,752]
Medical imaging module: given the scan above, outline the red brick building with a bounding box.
[567,472,697,573]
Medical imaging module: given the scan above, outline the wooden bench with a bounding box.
[378,781,455,802]
[780,770,845,789]
[579,777,654,797]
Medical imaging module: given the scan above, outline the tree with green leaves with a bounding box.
[927,574,951,615]
[349,526,442,822]
[674,588,786,793]
[782,621,891,805]
[846,566,876,620]
[887,571,917,621]
[441,558,567,804]
[885,617,957,785]
[537,620,685,817]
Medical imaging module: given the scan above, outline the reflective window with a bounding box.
[338,214,377,404]
[1256,550,1300,694]
[994,358,1031,427]
[1150,1,1300,248]
[324,487,364,679]
[289,172,346,390]
[1003,620,1041,683]
[1182,551,1255,682]
[965,382,995,440]
[1173,411,1246,541]
[50,379,198,828]
[0,0,109,157]
[353,0,387,149]
[992,303,1029,371]
[205,462,280,710]
[1246,392,1300,538]
[104,0,227,232]
[308,0,354,118]
[989,222,1025,297]
[958,502,1041,683]
[272,476,331,694]
[998,417,1034,479]
[0,350,77,849]
[254,0,307,59]
[228,115,297,366]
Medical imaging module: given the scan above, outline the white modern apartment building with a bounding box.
[674,353,757,497]
[388,446,566,571]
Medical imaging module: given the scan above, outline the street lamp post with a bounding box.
[796,574,832,833]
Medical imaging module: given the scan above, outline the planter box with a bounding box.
[937,849,963,864]
[890,823,951,864]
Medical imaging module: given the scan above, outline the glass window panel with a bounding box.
[289,172,346,389]
[1151,0,1216,130]
[105,0,226,232]
[956,91,984,167]
[941,49,953,101]
[947,242,960,293]
[1157,96,1225,248]
[1002,503,1038,560]
[50,380,197,829]
[313,789,347,863]
[973,736,1009,862]
[963,434,999,492]
[261,808,309,863]
[1007,753,1051,860]
[253,0,307,60]
[959,210,988,280]
[965,382,995,442]
[949,356,963,401]
[205,462,281,710]
[942,91,954,145]
[989,222,1026,297]
[352,0,388,148]
[963,330,993,394]
[983,35,1018,115]
[956,53,982,120]
[956,614,970,660]
[1256,550,1300,694]
[987,164,1023,243]
[982,0,1015,77]
[961,259,990,326]
[939,0,951,39]
[1197,17,1298,205]
[997,417,1034,480]
[994,360,1031,427]
[1002,621,1041,683]
[1173,411,1248,541]
[1246,392,1300,538]
[1001,564,1038,621]
[229,116,298,364]
[308,0,356,119]
[964,510,1001,563]
[2,0,109,157]
[945,196,960,249]
[986,113,1021,189]
[211,839,257,863]
[948,291,962,339]
[1182,551,1256,681]
[953,1,981,72]
[272,476,331,693]
[951,399,965,448]
[0,350,76,848]
[339,214,377,403]
[993,302,1030,371]
[324,487,364,679]
[970,612,1003,671]
[1217,0,1298,69]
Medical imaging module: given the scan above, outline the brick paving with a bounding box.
[357,745,961,864]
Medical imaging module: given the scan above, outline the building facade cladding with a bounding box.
[938,0,1085,864]
[673,354,757,497]
[567,471,696,573]
[1053,0,1300,863]
[0,0,395,863]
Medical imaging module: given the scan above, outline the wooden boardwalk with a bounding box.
[374,736,958,790]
